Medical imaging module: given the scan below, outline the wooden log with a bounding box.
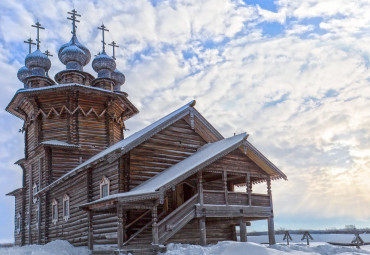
[199,216,206,246]
[239,217,247,242]
[88,210,93,250]
[268,217,275,245]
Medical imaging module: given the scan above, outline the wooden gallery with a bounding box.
[6,10,287,255]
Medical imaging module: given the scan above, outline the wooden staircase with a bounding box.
[157,194,198,244]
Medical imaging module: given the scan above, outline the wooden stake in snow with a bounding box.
[352,233,364,249]
[283,231,292,245]
[301,231,313,245]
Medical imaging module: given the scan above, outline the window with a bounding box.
[16,213,21,234]
[63,194,70,221]
[33,183,38,203]
[25,211,30,229]
[52,199,58,224]
[100,176,110,198]
[35,203,39,229]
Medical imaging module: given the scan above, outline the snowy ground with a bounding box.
[0,235,369,255]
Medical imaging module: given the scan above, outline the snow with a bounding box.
[1,236,370,255]
[0,240,89,255]
[41,140,79,148]
[162,241,370,255]
[82,133,247,206]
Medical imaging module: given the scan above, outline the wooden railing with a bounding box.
[203,190,270,207]
[157,194,198,244]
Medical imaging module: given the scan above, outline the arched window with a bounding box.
[52,199,58,224]
[33,183,38,203]
[100,176,110,198]
[16,213,21,234]
[63,194,70,221]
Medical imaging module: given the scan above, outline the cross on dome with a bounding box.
[67,9,81,39]
[31,21,45,50]
[108,41,119,60]
[44,50,53,57]
[24,38,36,54]
[98,24,109,53]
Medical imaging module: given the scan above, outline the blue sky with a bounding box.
[1,0,370,243]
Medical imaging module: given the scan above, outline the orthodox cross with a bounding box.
[283,231,292,245]
[351,233,364,249]
[301,231,313,245]
[98,24,109,53]
[44,50,53,57]
[67,9,81,37]
[24,38,36,54]
[108,41,119,60]
[31,21,45,50]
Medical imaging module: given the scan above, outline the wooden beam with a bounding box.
[87,210,93,250]
[152,204,159,245]
[198,171,204,205]
[199,216,206,246]
[246,173,251,206]
[117,205,124,249]
[239,217,247,242]
[223,170,228,205]
[268,217,276,245]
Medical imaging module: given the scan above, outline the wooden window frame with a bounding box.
[16,213,21,234]
[33,183,38,204]
[35,202,40,229]
[100,176,110,198]
[63,194,70,222]
[52,199,58,224]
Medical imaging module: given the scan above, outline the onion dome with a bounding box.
[111,69,125,91]
[17,65,32,83]
[92,52,116,78]
[25,49,51,77]
[58,36,91,71]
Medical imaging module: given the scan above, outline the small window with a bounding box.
[33,183,38,203]
[25,211,30,229]
[16,213,21,233]
[63,194,70,221]
[35,203,39,229]
[52,199,58,224]
[100,176,110,198]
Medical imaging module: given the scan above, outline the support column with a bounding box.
[222,171,228,205]
[199,216,207,246]
[152,204,159,245]
[117,205,124,249]
[197,171,204,205]
[88,210,94,250]
[239,217,247,242]
[267,177,276,245]
[246,173,251,206]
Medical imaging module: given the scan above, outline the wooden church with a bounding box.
[6,10,287,254]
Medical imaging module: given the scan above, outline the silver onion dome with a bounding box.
[17,65,32,83]
[111,69,125,91]
[92,52,116,78]
[58,36,91,70]
[25,49,51,77]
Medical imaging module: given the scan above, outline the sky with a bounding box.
[1,0,370,243]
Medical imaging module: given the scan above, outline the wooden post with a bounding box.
[199,216,207,246]
[197,171,204,205]
[266,177,276,245]
[239,217,247,242]
[152,204,159,245]
[117,205,124,249]
[246,173,251,206]
[223,170,228,205]
[88,210,94,250]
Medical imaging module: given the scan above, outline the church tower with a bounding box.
[6,10,138,245]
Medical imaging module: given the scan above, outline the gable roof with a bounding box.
[37,100,218,195]
[80,133,248,209]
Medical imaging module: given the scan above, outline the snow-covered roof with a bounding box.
[80,133,248,208]
[37,100,198,196]
[41,140,80,148]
